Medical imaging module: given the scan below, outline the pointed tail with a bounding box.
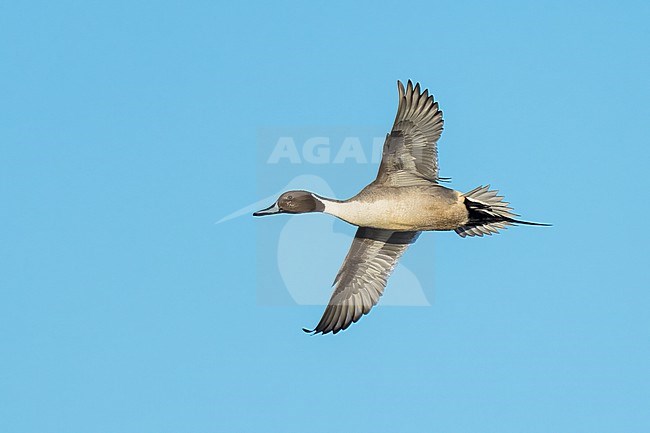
[456,185,550,238]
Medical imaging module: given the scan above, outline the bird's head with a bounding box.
[253,190,325,216]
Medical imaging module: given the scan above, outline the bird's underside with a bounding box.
[323,184,469,232]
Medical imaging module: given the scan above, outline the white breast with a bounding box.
[323,199,420,230]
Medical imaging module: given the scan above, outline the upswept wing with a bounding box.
[375,80,444,186]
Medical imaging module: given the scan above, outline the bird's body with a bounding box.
[321,184,466,232]
[254,80,549,334]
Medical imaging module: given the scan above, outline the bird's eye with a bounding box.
[287,195,293,200]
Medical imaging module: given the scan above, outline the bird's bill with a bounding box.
[253,202,282,216]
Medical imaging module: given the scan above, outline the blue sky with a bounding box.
[1,1,649,432]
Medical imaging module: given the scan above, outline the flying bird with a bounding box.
[254,80,548,335]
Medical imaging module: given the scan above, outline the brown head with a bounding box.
[253,190,325,217]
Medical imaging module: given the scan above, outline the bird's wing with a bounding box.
[375,80,444,186]
[304,227,420,335]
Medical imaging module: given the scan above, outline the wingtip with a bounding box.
[397,79,435,103]
[397,80,405,98]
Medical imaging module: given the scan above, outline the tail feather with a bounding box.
[455,185,550,238]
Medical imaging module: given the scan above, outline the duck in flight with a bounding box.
[254,80,549,335]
